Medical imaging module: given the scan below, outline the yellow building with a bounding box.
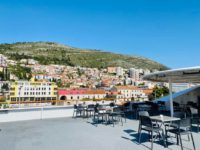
[9,78,57,103]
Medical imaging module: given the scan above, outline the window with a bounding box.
[10,92,15,96]
[11,98,16,101]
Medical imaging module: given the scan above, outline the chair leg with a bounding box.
[139,130,142,143]
[165,130,168,144]
[138,124,141,135]
[72,110,75,118]
[187,134,190,141]
[177,134,179,145]
[179,134,183,150]
[119,115,122,125]
[151,131,153,150]
[123,113,126,123]
[190,133,196,150]
[112,116,114,127]
[148,131,151,141]
[162,130,167,148]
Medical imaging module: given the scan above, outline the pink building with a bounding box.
[58,89,106,100]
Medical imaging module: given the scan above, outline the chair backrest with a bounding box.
[173,101,180,107]
[190,107,198,115]
[87,104,95,108]
[109,102,115,107]
[113,107,121,112]
[74,104,78,109]
[94,105,99,113]
[124,102,130,108]
[95,103,99,107]
[132,103,138,110]
[140,115,152,127]
[98,105,104,109]
[178,118,191,129]
[138,111,149,117]
[173,111,185,119]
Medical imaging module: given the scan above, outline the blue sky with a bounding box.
[0,0,200,68]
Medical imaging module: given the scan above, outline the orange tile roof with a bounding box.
[143,89,153,94]
[85,90,106,94]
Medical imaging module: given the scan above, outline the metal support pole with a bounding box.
[169,79,174,117]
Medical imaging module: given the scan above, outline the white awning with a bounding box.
[143,66,200,83]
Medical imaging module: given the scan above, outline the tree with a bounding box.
[1,83,9,91]
[150,86,169,101]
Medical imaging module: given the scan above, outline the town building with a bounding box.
[107,67,117,74]
[58,89,106,101]
[116,67,124,76]
[129,68,140,81]
[9,79,58,103]
[111,85,153,101]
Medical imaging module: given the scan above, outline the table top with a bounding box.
[150,115,180,122]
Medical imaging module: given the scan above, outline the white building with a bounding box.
[111,86,153,101]
[116,67,124,76]
[129,68,140,81]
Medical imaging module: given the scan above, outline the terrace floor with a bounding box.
[0,117,199,150]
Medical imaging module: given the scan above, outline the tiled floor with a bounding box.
[0,117,199,150]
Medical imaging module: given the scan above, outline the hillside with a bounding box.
[0,42,168,70]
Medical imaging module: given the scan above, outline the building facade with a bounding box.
[112,86,153,101]
[58,89,106,101]
[129,68,140,81]
[9,80,58,102]
[116,67,124,76]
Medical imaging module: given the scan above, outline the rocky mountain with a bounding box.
[0,42,168,70]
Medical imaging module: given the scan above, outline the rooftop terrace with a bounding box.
[0,117,199,150]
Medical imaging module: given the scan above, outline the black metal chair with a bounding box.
[93,105,107,125]
[138,111,160,138]
[138,115,166,150]
[166,118,196,150]
[108,106,126,126]
[72,104,82,118]
[164,111,185,126]
[164,112,187,143]
[138,111,150,136]
[187,107,200,132]
[86,104,95,117]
